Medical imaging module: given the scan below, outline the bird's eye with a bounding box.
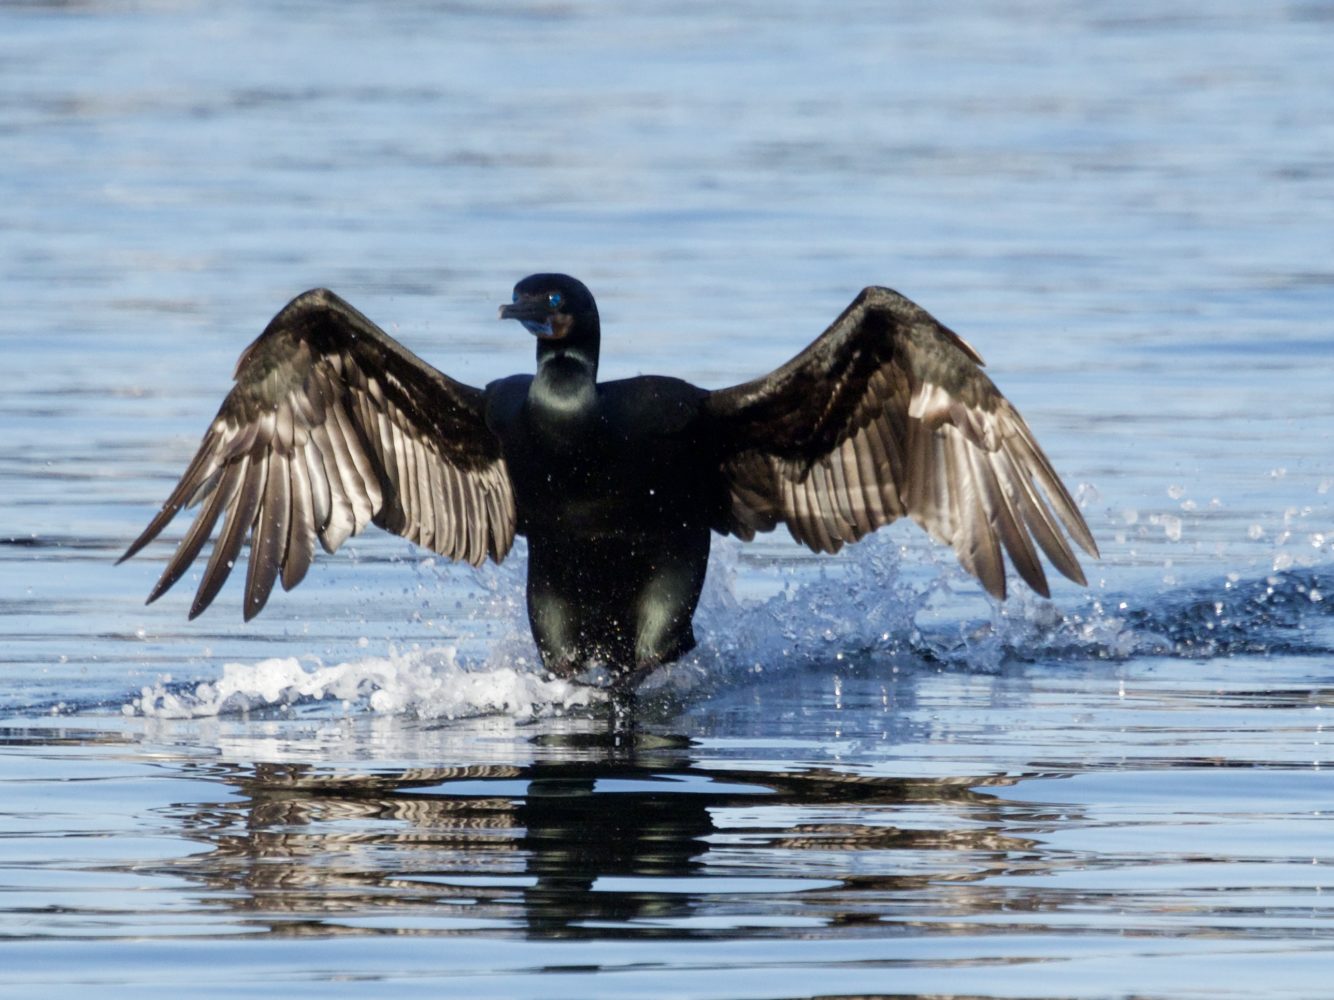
[548,292,563,309]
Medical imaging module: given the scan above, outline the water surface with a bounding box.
[3,2,1333,997]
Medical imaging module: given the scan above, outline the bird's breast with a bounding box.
[502,421,714,539]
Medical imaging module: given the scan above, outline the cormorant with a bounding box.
[121,274,1098,679]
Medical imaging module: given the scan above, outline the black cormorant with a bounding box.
[121,274,1098,679]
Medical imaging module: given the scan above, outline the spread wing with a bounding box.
[704,286,1098,599]
[121,288,516,620]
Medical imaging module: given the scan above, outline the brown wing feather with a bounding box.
[121,288,517,620]
[705,286,1097,599]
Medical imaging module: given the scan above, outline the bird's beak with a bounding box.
[498,300,542,322]
[499,300,561,339]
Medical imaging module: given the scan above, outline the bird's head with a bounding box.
[499,273,598,342]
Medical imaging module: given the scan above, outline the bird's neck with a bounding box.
[530,335,599,422]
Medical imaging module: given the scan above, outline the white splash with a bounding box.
[127,645,600,721]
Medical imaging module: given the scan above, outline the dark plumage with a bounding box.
[122,274,1098,678]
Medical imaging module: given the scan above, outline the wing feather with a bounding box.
[283,444,317,592]
[146,457,243,604]
[122,288,516,619]
[192,453,263,619]
[309,421,356,553]
[705,286,1096,599]
[303,435,332,541]
[245,450,288,620]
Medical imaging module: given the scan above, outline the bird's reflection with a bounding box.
[514,770,715,935]
[159,722,1040,939]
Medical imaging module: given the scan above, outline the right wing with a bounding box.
[120,288,516,620]
[704,286,1097,600]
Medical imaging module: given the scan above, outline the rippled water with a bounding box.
[4,2,1334,997]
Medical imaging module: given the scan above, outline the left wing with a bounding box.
[703,286,1097,599]
[120,288,516,620]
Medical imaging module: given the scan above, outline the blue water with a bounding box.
[4,2,1334,997]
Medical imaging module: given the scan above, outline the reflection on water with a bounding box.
[150,727,1030,941]
[3,654,1331,996]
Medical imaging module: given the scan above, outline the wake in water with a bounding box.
[127,647,601,721]
[125,534,1334,721]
